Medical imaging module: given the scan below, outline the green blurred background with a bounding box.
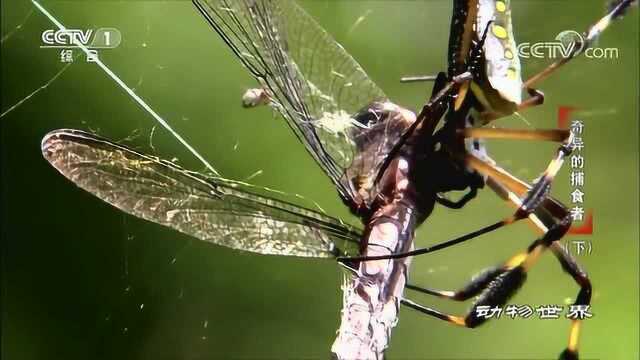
[1,1,638,359]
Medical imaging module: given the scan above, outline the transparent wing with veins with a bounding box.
[194,0,409,208]
[42,129,361,258]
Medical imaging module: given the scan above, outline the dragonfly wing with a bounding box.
[193,0,397,208]
[42,129,361,258]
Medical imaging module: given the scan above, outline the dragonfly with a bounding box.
[43,0,472,356]
[41,0,635,359]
